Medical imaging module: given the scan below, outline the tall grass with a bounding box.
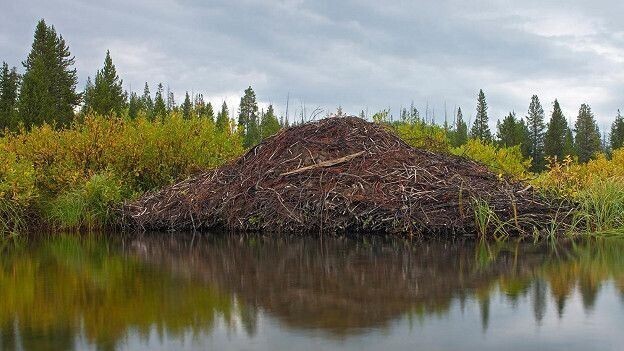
[44,172,124,231]
[0,199,27,238]
[574,179,624,234]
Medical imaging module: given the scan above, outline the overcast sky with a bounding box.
[1,0,623,130]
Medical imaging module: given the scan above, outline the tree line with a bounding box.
[384,89,623,171]
[463,89,622,170]
[0,19,282,148]
[2,19,623,169]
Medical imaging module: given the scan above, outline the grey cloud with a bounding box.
[0,0,622,128]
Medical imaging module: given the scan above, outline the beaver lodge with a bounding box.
[124,116,569,237]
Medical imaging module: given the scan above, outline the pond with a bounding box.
[1,234,623,350]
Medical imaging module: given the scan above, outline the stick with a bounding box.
[280,151,366,176]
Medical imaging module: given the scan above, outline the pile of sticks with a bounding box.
[123,116,570,236]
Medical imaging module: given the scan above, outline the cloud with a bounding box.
[0,0,622,128]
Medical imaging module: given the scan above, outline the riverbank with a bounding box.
[1,114,624,238]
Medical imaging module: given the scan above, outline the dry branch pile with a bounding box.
[124,116,569,236]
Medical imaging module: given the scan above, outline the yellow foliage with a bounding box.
[534,149,624,197]
[0,148,37,207]
[393,122,450,153]
[1,113,244,195]
[451,139,531,179]
[0,113,244,231]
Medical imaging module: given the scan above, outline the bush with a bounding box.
[0,149,37,236]
[0,113,244,233]
[451,139,531,179]
[531,149,624,234]
[534,149,624,198]
[392,121,450,153]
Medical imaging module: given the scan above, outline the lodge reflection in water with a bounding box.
[1,235,624,350]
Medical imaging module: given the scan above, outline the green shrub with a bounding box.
[0,149,37,236]
[452,139,531,179]
[0,113,244,234]
[392,121,450,152]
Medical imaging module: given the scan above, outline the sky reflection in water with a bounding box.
[1,234,623,350]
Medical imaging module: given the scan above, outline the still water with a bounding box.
[1,234,624,351]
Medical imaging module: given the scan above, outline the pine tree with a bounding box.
[153,83,166,118]
[193,93,204,117]
[18,19,80,128]
[238,86,260,147]
[182,91,192,119]
[610,109,624,151]
[564,128,574,157]
[216,101,230,133]
[128,92,140,119]
[410,102,420,124]
[141,82,153,117]
[260,104,281,139]
[452,107,468,147]
[470,89,492,141]
[85,50,126,116]
[205,102,215,122]
[497,112,519,147]
[360,110,366,119]
[81,77,94,115]
[574,103,602,163]
[0,62,20,130]
[515,117,531,158]
[544,99,572,161]
[166,88,175,112]
[526,95,546,171]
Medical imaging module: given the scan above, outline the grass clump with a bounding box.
[44,172,124,231]
[575,179,624,233]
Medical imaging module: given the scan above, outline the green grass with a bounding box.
[574,179,624,234]
[43,172,125,231]
[0,198,27,239]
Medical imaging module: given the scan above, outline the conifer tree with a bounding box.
[128,92,140,119]
[452,107,468,147]
[574,103,602,163]
[153,83,166,118]
[182,91,192,119]
[515,117,531,158]
[496,112,519,147]
[0,62,20,130]
[360,110,366,119]
[526,95,546,171]
[544,99,572,161]
[166,88,175,112]
[141,82,153,117]
[81,77,94,115]
[470,89,492,141]
[400,107,408,122]
[193,93,205,118]
[410,102,420,124]
[84,50,126,116]
[205,102,215,122]
[216,101,230,133]
[238,86,260,147]
[564,128,574,158]
[610,109,624,151]
[260,104,281,139]
[18,19,80,128]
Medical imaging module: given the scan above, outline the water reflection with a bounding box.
[1,235,624,350]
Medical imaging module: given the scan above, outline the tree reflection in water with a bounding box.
[0,234,623,350]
